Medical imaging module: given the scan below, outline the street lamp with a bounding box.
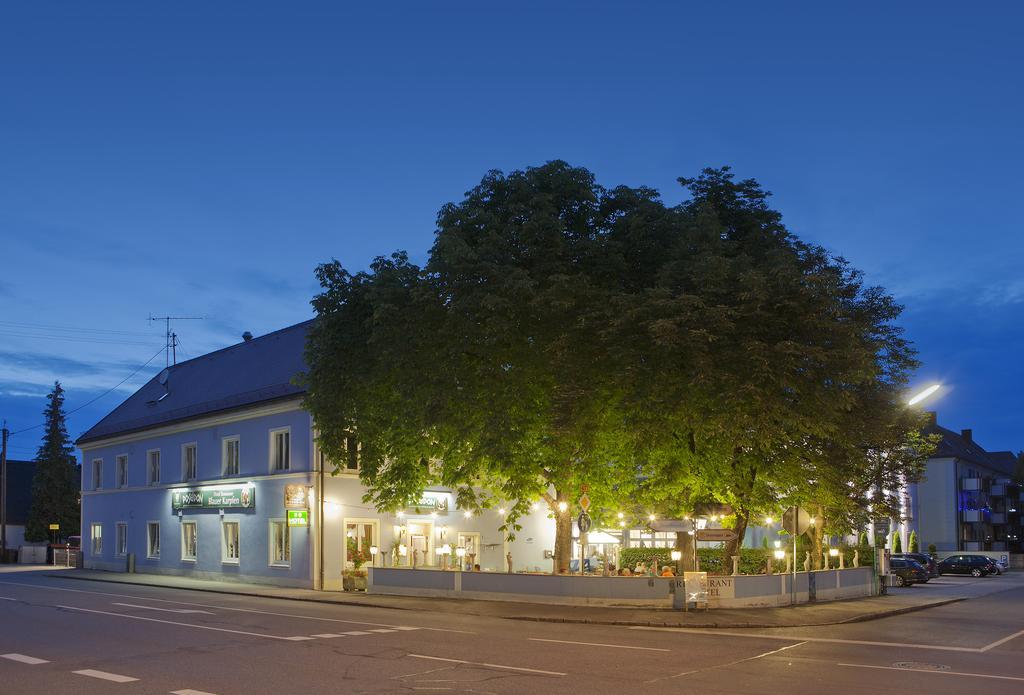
[670,550,682,562]
[907,383,941,406]
[455,546,466,571]
[369,545,379,567]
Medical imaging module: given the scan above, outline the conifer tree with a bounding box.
[25,383,80,541]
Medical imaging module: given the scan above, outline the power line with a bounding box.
[9,345,166,437]
[0,330,161,347]
[0,320,153,337]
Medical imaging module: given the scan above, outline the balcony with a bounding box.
[962,510,983,522]
[961,478,983,491]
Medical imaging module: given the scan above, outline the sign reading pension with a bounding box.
[172,486,255,511]
[405,493,449,515]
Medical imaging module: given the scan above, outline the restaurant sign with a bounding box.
[405,493,449,515]
[284,484,309,509]
[172,485,255,511]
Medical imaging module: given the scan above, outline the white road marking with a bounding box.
[838,663,1024,682]
[113,602,213,614]
[529,638,670,652]
[58,604,309,641]
[646,641,806,683]
[0,597,16,601]
[1,653,50,665]
[171,690,220,695]
[73,669,139,683]
[0,580,471,633]
[980,628,1024,652]
[311,633,344,638]
[408,654,566,677]
[343,630,371,636]
[630,626,981,653]
[393,626,421,631]
[283,636,315,641]
[368,628,397,633]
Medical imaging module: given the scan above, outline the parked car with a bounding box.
[892,552,939,578]
[936,554,998,577]
[890,557,930,586]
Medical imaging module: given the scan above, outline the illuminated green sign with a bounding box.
[171,486,255,510]
[287,510,309,527]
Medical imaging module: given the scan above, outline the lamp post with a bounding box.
[455,546,466,571]
[369,545,379,568]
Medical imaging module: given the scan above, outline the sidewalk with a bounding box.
[41,567,963,629]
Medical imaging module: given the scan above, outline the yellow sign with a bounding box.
[48,523,60,531]
[284,485,309,509]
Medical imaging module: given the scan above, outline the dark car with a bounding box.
[890,558,930,586]
[937,554,997,577]
[892,552,939,578]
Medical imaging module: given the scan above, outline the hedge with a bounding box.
[618,545,873,576]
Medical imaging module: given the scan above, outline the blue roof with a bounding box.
[77,321,312,445]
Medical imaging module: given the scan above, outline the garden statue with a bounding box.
[506,551,513,573]
[853,549,859,568]
[803,552,810,572]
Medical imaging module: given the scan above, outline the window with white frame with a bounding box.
[90,523,103,555]
[222,521,240,563]
[92,459,102,489]
[270,429,290,472]
[182,443,197,481]
[269,520,290,566]
[181,521,197,561]
[115,522,128,556]
[315,435,359,474]
[147,449,161,485]
[116,455,128,488]
[222,436,240,476]
[147,522,160,558]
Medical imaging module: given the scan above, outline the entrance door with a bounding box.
[406,520,433,566]
[457,533,479,570]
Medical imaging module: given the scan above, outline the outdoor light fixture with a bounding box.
[369,546,378,566]
[774,540,781,549]
[618,521,625,527]
[430,511,438,519]
[829,548,839,557]
[558,501,568,513]
[648,514,656,521]
[907,383,941,406]
[774,550,786,560]
[396,511,405,518]
[398,545,408,556]
[442,544,451,555]
[617,512,625,519]
[670,550,682,562]
[498,507,507,515]
[464,510,472,519]
[764,516,774,524]
[531,503,539,511]
[455,546,466,557]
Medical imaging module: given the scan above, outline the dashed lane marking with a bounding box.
[408,654,567,677]
[283,636,315,641]
[342,631,372,636]
[171,690,220,695]
[1,653,50,665]
[0,597,16,601]
[630,626,982,652]
[73,669,139,683]
[368,628,397,633]
[311,633,344,638]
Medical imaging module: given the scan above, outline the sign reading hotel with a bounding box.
[287,510,309,527]
[405,493,449,515]
[284,484,309,509]
[172,486,255,511]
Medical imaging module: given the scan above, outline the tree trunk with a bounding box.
[722,509,750,570]
[810,506,825,570]
[675,531,695,573]
[552,495,573,574]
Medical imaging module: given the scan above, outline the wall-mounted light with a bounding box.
[774,550,786,560]
[670,550,682,562]
[557,502,568,513]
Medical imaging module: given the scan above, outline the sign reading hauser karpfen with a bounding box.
[171,486,255,511]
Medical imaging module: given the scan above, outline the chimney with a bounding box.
[961,428,973,443]
[242,331,253,342]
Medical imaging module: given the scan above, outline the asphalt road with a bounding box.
[1,568,1022,694]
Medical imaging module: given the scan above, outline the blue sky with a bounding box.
[2,2,1021,458]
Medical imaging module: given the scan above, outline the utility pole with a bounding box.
[148,315,203,366]
[1,422,8,561]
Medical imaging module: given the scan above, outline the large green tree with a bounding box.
[303,161,925,574]
[25,382,80,541]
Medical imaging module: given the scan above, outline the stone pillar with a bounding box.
[731,555,740,576]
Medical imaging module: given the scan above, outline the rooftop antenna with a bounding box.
[148,314,204,366]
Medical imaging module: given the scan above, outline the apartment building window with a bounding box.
[147,450,161,485]
[182,443,198,481]
[147,522,161,558]
[92,459,103,489]
[116,455,128,488]
[181,521,198,561]
[115,523,128,556]
[269,520,290,567]
[90,523,103,555]
[222,436,240,476]
[222,521,240,564]
[343,437,360,473]
[270,428,290,472]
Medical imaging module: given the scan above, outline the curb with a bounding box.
[46,570,965,629]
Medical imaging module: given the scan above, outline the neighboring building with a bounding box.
[77,322,556,590]
[1,459,35,551]
[904,413,1021,553]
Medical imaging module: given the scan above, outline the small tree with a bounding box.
[892,533,902,553]
[908,530,919,553]
[927,543,937,556]
[25,383,80,541]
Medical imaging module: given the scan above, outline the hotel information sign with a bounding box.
[172,486,255,511]
[287,510,309,527]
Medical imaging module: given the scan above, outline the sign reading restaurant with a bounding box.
[172,485,255,511]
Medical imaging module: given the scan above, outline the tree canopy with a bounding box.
[302,161,930,572]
